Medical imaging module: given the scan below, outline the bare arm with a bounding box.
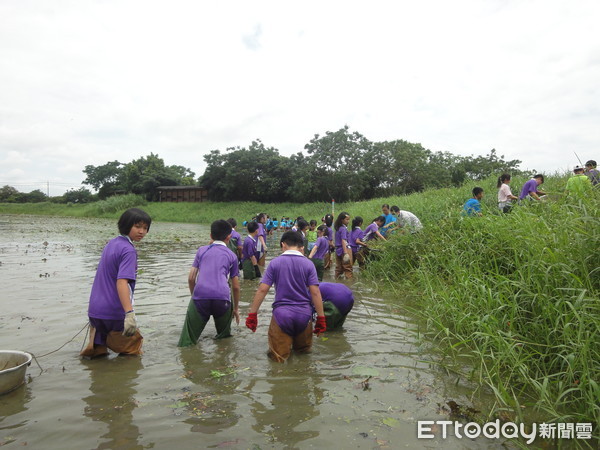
[188,267,198,295]
[309,285,324,316]
[231,276,240,324]
[308,242,318,259]
[249,283,271,314]
[116,278,133,312]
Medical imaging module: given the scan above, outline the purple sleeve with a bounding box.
[229,253,239,278]
[261,261,275,286]
[117,249,137,280]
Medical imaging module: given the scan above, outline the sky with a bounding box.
[1,0,599,196]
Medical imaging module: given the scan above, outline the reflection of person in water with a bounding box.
[82,357,143,450]
[249,364,324,447]
[177,342,241,434]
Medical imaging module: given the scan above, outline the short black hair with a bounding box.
[297,219,309,231]
[472,187,484,197]
[374,215,386,224]
[227,218,237,228]
[247,221,259,233]
[317,224,327,233]
[382,203,390,209]
[118,208,152,235]
[211,219,232,241]
[533,174,545,182]
[390,205,400,213]
[280,230,304,248]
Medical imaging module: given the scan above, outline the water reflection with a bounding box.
[249,360,324,449]
[0,383,32,430]
[177,339,241,434]
[82,357,143,450]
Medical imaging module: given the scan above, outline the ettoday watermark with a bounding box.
[417,420,593,444]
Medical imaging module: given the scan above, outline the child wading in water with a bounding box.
[334,212,353,279]
[245,231,326,362]
[178,220,240,346]
[308,224,329,281]
[81,208,151,358]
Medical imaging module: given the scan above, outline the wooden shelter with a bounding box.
[157,186,209,202]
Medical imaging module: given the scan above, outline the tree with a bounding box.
[82,160,124,199]
[63,187,94,204]
[304,126,377,202]
[120,153,195,201]
[0,185,19,202]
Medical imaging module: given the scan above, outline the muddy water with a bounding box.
[0,215,501,449]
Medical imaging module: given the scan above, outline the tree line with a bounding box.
[201,126,523,202]
[1,126,524,203]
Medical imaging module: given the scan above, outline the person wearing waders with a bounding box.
[319,282,354,330]
[245,231,326,362]
[178,220,240,346]
[81,208,151,358]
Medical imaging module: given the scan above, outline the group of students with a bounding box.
[81,208,355,363]
[462,160,599,216]
[233,206,422,282]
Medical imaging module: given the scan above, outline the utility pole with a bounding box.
[47,181,49,198]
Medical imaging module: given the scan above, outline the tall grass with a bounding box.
[364,185,600,431]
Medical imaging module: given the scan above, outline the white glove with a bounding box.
[342,253,351,264]
[123,311,137,337]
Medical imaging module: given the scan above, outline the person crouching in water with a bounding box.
[245,231,326,362]
[178,220,240,346]
[81,208,151,358]
[319,282,354,330]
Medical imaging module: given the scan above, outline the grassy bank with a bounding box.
[2,174,598,431]
[364,187,600,432]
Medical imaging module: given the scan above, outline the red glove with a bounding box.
[313,315,327,335]
[246,313,258,332]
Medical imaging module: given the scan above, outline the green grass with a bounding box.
[363,182,600,433]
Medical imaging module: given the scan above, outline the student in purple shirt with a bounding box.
[80,208,151,358]
[245,231,326,363]
[334,212,353,279]
[308,225,329,281]
[178,220,241,347]
[241,221,261,280]
[319,282,354,329]
[349,216,368,268]
[519,174,546,202]
[363,216,387,242]
[322,214,334,270]
[256,213,268,267]
[226,218,243,262]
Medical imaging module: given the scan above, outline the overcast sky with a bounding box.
[1,0,599,196]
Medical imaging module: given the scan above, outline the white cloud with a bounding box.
[1,0,599,196]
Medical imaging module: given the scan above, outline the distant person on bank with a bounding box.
[565,166,593,197]
[519,174,546,202]
[463,187,484,217]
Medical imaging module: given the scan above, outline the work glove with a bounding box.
[254,265,261,278]
[123,311,137,337]
[342,253,351,264]
[246,313,258,332]
[313,315,327,335]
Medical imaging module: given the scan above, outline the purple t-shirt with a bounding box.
[349,227,365,253]
[242,235,258,262]
[363,223,379,242]
[319,282,354,315]
[335,225,350,256]
[519,179,538,200]
[191,243,239,301]
[261,251,319,336]
[326,226,333,242]
[311,236,329,260]
[88,236,137,320]
[230,229,241,247]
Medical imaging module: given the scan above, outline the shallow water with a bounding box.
[0,215,503,449]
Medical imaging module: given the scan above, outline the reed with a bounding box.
[364,184,600,430]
